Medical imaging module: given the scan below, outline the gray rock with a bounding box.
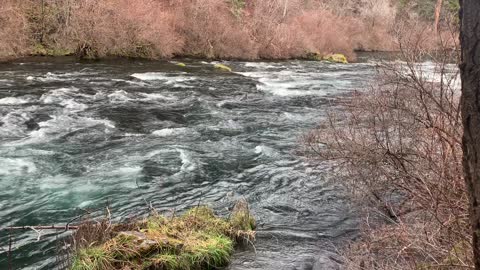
[312,252,342,270]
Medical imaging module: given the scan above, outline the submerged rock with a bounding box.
[305,52,349,63]
[214,63,232,72]
[312,252,342,270]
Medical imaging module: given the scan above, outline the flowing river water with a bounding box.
[0,57,377,269]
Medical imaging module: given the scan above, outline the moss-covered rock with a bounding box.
[214,63,232,72]
[323,53,348,64]
[31,44,73,57]
[305,52,323,61]
[176,62,187,67]
[71,202,255,270]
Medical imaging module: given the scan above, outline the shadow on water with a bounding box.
[0,56,378,269]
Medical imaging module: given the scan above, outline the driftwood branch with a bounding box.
[1,225,79,231]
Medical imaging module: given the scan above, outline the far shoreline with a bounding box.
[0,50,406,65]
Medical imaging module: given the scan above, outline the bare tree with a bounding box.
[460,0,480,269]
[434,0,443,33]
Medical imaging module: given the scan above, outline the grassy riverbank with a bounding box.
[71,203,255,270]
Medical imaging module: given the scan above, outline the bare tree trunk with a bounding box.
[460,0,480,268]
[434,0,443,33]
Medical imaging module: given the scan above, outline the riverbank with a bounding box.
[0,0,457,63]
[68,202,255,270]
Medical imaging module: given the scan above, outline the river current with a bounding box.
[0,57,376,269]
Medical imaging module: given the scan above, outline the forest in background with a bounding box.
[0,0,459,61]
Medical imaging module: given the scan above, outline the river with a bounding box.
[0,57,377,269]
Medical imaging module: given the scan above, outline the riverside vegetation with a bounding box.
[304,22,468,268]
[0,0,459,62]
[69,201,255,270]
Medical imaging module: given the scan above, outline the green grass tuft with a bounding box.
[71,247,114,270]
[71,202,255,270]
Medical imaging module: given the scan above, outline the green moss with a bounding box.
[306,52,349,64]
[214,64,232,72]
[176,62,187,67]
[31,44,73,57]
[71,203,255,270]
[416,240,471,269]
[230,0,246,17]
[442,240,471,266]
[323,54,348,64]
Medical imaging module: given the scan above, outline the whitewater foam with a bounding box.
[16,115,116,145]
[255,145,278,157]
[0,97,32,105]
[108,90,132,102]
[131,72,195,87]
[0,158,37,176]
[140,93,176,101]
[178,149,197,172]
[152,128,190,137]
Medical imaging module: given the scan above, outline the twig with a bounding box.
[1,225,79,231]
[8,229,12,270]
[194,192,204,219]
[65,206,104,232]
[26,226,43,242]
[105,206,112,232]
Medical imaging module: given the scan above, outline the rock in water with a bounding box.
[214,63,232,72]
[323,54,348,64]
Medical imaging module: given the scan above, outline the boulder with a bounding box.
[214,63,232,72]
[323,54,348,64]
[306,52,322,61]
[312,252,342,270]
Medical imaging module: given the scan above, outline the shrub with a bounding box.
[68,0,182,59]
[304,25,469,268]
[0,0,29,60]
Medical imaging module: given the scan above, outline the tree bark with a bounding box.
[434,0,443,33]
[460,0,480,268]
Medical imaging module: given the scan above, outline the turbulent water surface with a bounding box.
[0,57,376,269]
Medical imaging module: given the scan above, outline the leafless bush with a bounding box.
[68,0,182,59]
[0,0,29,59]
[175,0,258,59]
[304,24,470,269]
[0,0,461,60]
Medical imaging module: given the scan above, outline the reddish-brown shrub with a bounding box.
[0,0,459,61]
[67,0,182,59]
[304,27,469,269]
[0,0,29,60]
[174,0,258,59]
